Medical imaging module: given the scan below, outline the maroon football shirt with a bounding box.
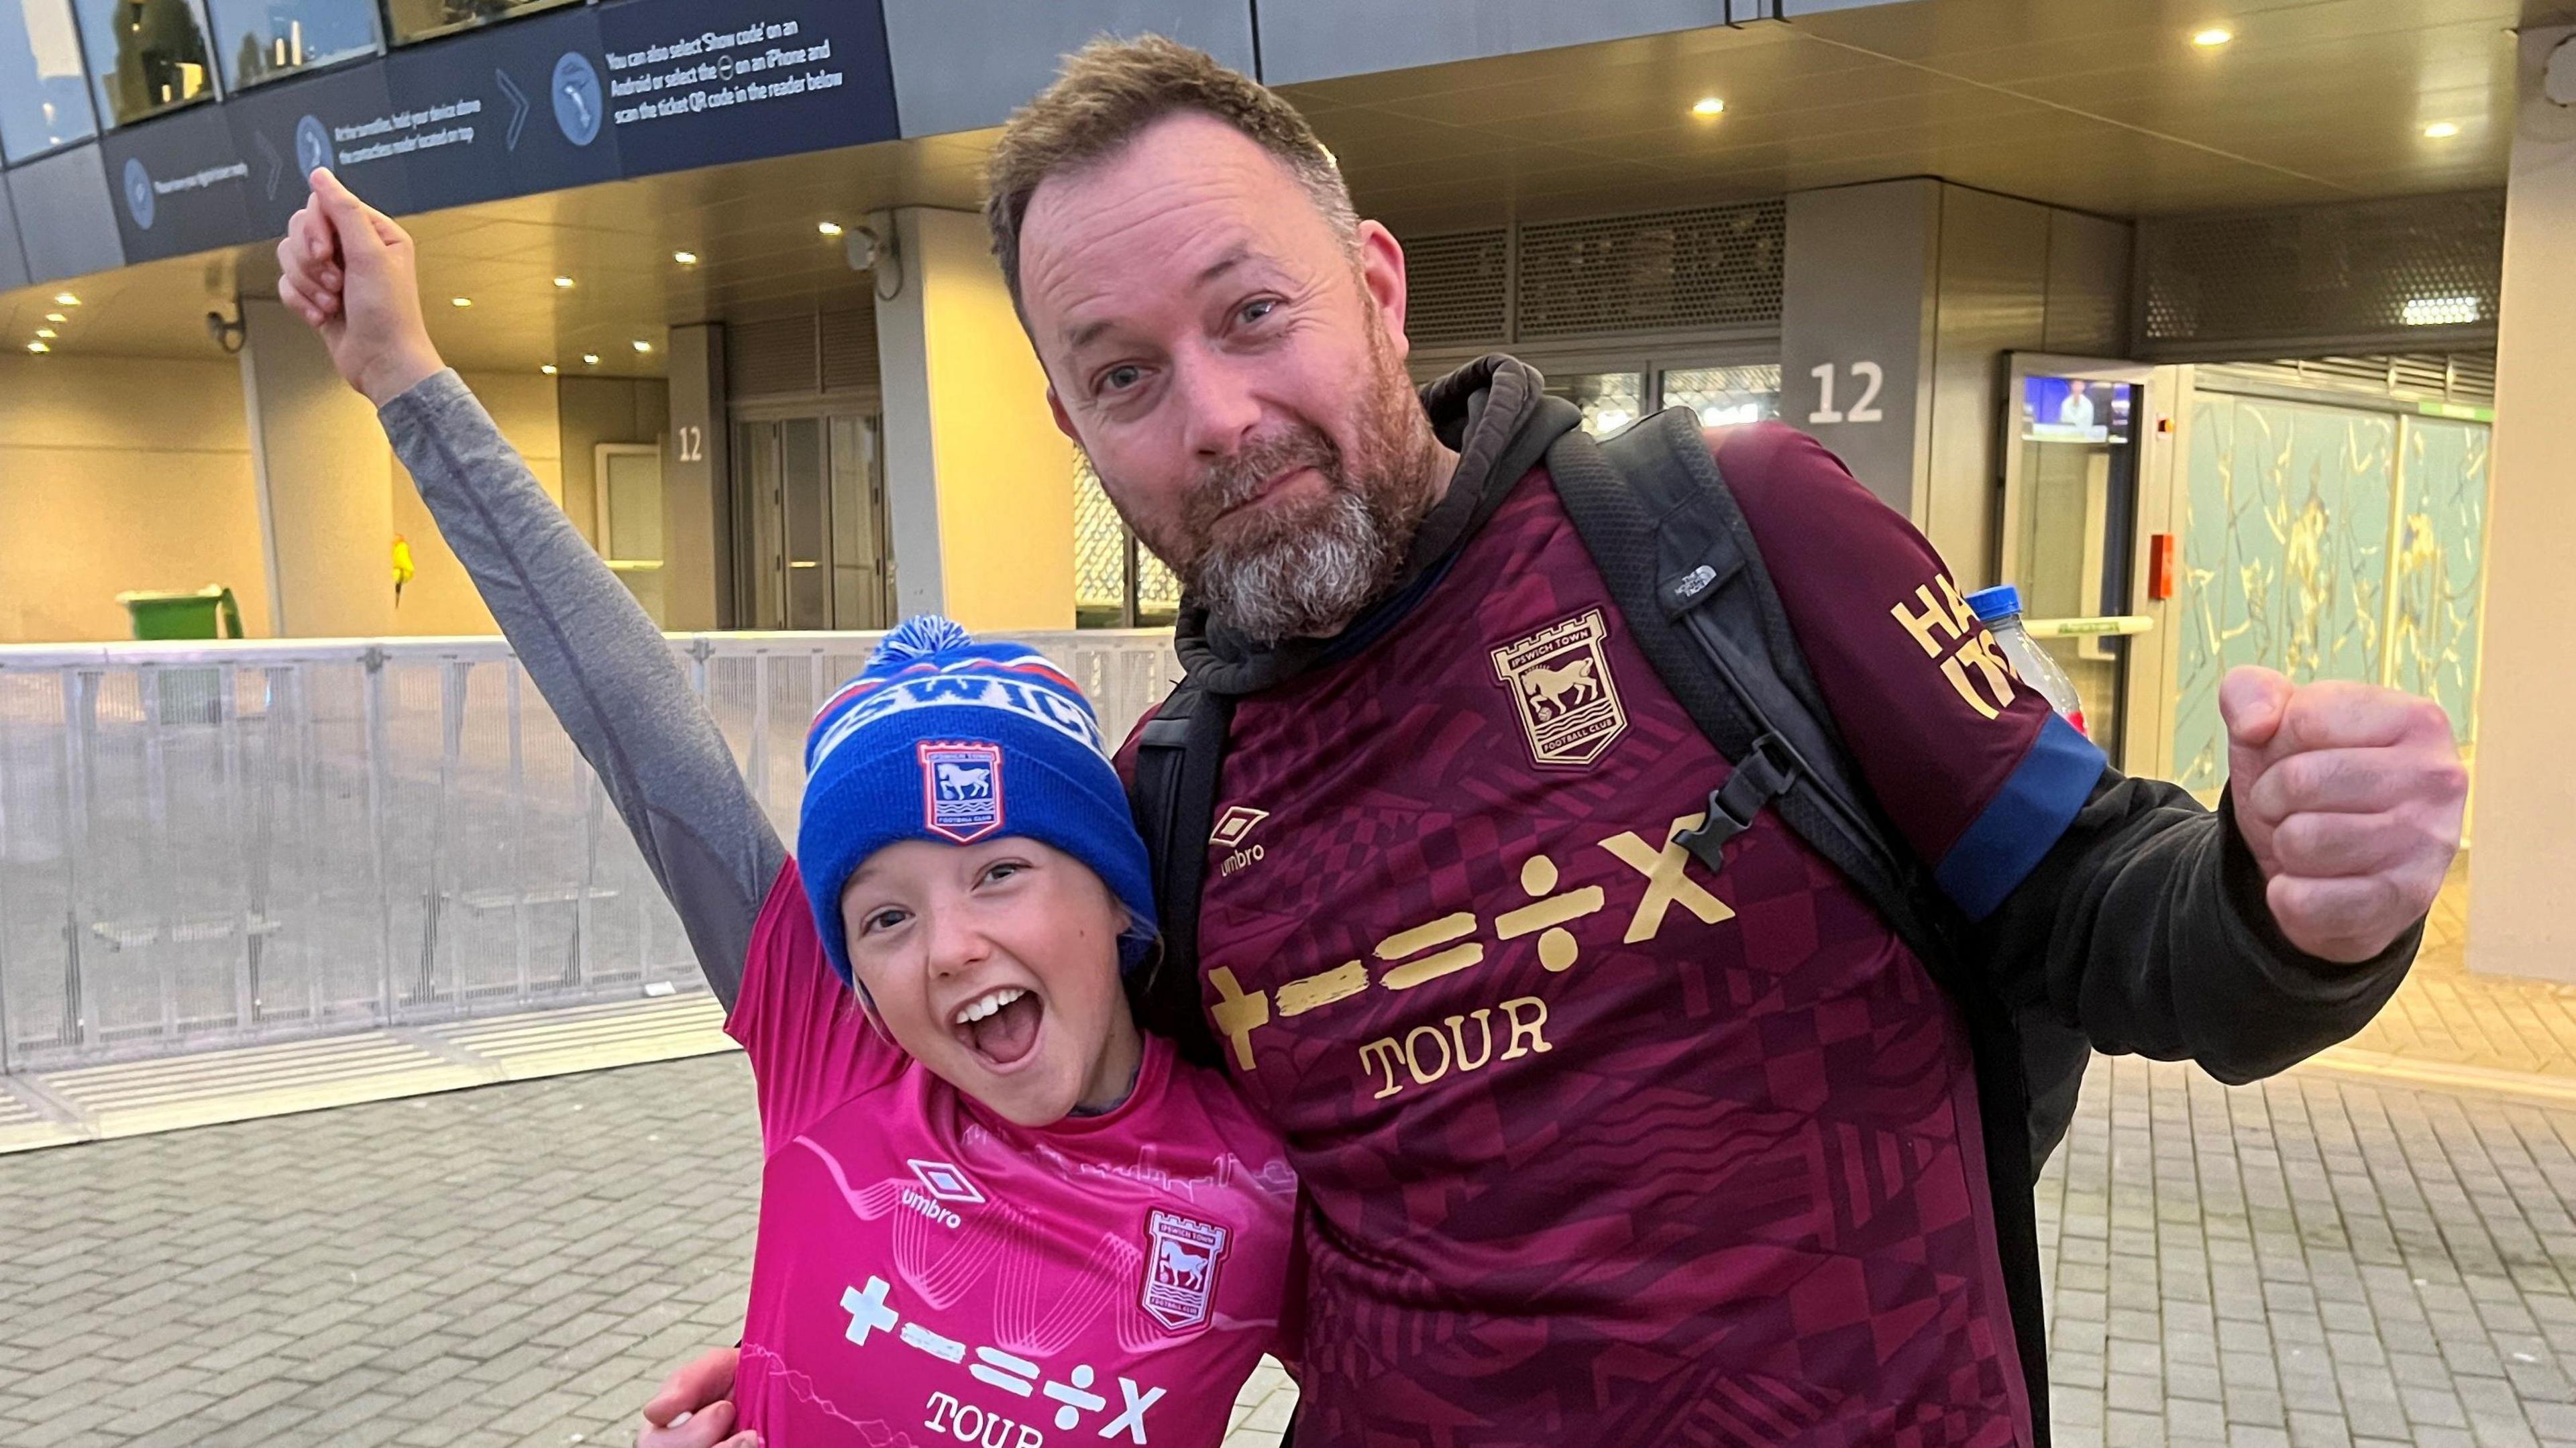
[1188,424,2082,1445]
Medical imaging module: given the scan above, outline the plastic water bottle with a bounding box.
[1965,584,2087,736]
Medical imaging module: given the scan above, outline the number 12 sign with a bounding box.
[1807,361,1886,425]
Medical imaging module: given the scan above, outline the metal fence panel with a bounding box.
[0,630,1177,1072]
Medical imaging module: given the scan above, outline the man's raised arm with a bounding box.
[278,168,784,1008]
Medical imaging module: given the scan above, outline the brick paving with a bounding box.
[2335,864,2576,1081]
[0,1054,1295,1448]
[11,1013,2576,1446]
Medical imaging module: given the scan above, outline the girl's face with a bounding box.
[839,836,1142,1127]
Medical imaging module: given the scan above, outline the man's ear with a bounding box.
[1354,219,1411,366]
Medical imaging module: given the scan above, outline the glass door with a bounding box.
[594,443,667,626]
[1998,355,2159,765]
[826,416,894,629]
[731,411,890,631]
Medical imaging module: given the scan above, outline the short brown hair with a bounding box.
[983,36,1355,317]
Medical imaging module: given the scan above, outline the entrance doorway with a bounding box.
[731,412,892,632]
[1997,355,2184,775]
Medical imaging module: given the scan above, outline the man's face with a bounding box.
[1019,113,1444,644]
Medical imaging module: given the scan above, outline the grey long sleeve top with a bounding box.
[381,369,784,1007]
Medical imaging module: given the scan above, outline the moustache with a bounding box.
[1189,427,1344,530]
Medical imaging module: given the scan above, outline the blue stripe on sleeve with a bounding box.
[1933,712,2106,922]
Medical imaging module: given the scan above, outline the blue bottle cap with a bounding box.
[1964,584,2023,622]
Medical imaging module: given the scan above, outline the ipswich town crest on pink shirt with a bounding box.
[918,740,1004,844]
[1142,1209,1231,1333]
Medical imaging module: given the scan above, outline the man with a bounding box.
[2057,380,2097,431]
[620,37,2462,1448]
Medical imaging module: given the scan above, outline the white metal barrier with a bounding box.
[0,630,1178,1074]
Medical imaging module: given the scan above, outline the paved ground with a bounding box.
[2334,864,2576,1081]
[0,1052,1296,1448]
[2040,1056,2576,1448]
[11,1035,2576,1445]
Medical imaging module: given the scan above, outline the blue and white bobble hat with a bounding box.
[798,615,1158,987]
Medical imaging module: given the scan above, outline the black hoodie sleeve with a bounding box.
[1972,766,2420,1084]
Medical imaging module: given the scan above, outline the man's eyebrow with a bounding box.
[1061,245,1259,353]
[1195,243,1252,287]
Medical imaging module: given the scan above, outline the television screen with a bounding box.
[2023,376,2133,445]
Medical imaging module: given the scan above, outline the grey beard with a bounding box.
[1192,488,1403,647]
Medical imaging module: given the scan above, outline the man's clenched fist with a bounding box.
[2222,665,2467,963]
[274,167,445,407]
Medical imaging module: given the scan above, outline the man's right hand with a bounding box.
[638,1345,754,1448]
[274,167,445,408]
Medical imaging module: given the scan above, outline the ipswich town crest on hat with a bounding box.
[918,740,1005,844]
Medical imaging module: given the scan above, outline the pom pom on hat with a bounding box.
[870,614,973,665]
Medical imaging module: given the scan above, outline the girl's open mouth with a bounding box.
[953,986,1044,1067]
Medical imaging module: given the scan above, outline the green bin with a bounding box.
[117,586,244,641]
[116,586,242,724]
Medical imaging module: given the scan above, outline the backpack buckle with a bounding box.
[1674,732,1807,872]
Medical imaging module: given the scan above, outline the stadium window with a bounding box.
[380,0,578,47]
[203,0,378,92]
[0,0,99,162]
[71,0,218,128]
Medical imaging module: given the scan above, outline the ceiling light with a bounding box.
[450,296,472,308]
[2191,27,2233,47]
[52,292,78,306]
[582,353,600,366]
[672,250,698,266]
[2402,294,2481,326]
[539,364,559,376]
[34,328,54,339]
[632,339,653,353]
[26,341,48,353]
[2424,121,2461,138]
[43,312,66,323]
[817,221,845,238]
[1691,97,1725,117]
[553,276,575,289]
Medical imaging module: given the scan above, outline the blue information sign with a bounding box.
[384,5,623,213]
[594,0,897,177]
[97,105,254,263]
[226,62,415,237]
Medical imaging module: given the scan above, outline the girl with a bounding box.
[274,169,1296,1447]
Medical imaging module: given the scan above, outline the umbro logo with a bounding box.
[1214,805,1269,877]
[907,1159,985,1204]
[1212,805,1268,848]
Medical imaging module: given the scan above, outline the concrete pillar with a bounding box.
[873,205,1077,631]
[663,324,729,631]
[238,296,397,638]
[1779,180,2129,582]
[2464,25,2576,982]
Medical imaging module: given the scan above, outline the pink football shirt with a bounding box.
[727,861,1300,1447]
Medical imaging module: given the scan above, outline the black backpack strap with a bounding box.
[1552,411,1931,953]
[1125,677,1232,1070]
[1546,408,2055,1443]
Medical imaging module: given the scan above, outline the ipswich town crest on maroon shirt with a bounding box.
[1140,1209,1231,1333]
[917,740,1004,844]
[1490,607,1629,769]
